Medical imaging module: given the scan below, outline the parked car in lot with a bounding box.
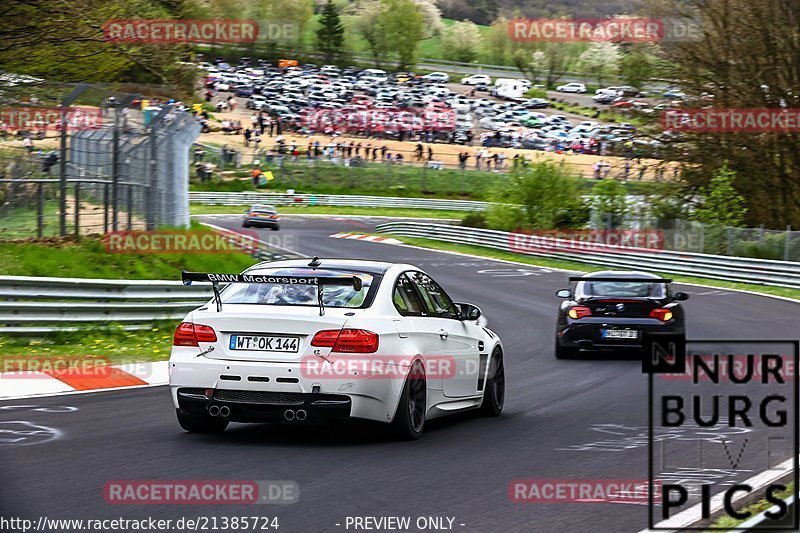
[461,74,492,86]
[524,98,550,109]
[423,72,450,83]
[556,83,587,93]
[246,95,268,110]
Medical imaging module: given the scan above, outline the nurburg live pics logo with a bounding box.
[643,334,799,530]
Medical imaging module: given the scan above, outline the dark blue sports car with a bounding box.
[554,271,689,359]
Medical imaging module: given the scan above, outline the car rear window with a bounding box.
[578,281,666,298]
[221,268,375,308]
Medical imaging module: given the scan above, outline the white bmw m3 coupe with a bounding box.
[169,258,505,439]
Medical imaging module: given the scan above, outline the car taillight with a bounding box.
[173,322,217,346]
[194,324,218,342]
[567,306,592,319]
[649,308,674,321]
[270,214,278,219]
[311,328,379,353]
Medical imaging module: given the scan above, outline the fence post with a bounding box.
[103,183,110,234]
[785,225,792,261]
[36,183,44,239]
[111,104,121,231]
[147,126,158,230]
[127,184,133,230]
[58,107,68,236]
[74,182,80,236]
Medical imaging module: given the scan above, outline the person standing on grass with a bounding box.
[356,142,362,157]
[23,136,33,153]
[497,152,506,171]
[268,117,275,137]
[475,150,482,170]
[251,166,263,187]
[244,128,252,147]
[228,96,236,112]
[427,146,433,162]
[415,143,423,161]
[251,114,258,129]
[381,145,387,160]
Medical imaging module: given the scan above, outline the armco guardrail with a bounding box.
[0,276,212,333]
[375,222,800,289]
[738,494,795,529]
[190,192,488,212]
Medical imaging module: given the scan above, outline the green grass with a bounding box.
[0,226,258,279]
[191,163,661,200]
[193,162,501,199]
[191,203,464,219]
[710,482,793,529]
[0,200,68,239]
[0,322,178,363]
[393,236,800,301]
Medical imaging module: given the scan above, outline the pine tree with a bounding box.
[316,0,345,64]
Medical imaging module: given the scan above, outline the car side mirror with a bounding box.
[455,302,482,321]
[673,292,689,301]
[556,289,572,299]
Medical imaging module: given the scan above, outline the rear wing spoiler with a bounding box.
[569,277,672,283]
[181,271,363,315]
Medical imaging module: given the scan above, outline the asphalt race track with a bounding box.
[2,214,798,533]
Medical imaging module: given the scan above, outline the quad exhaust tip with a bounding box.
[208,405,220,417]
[295,409,308,421]
[283,409,295,421]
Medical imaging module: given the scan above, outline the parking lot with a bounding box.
[200,60,675,156]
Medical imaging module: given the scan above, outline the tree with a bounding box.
[486,162,589,231]
[650,0,800,227]
[441,20,482,63]
[351,2,390,65]
[377,0,424,69]
[590,179,628,229]
[577,42,620,87]
[316,0,345,64]
[692,164,747,227]
[484,16,511,65]
[514,49,546,84]
[619,48,657,89]
[414,0,444,40]
[244,0,313,49]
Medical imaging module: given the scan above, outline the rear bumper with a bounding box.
[244,217,279,227]
[169,358,404,423]
[177,388,352,423]
[558,322,684,351]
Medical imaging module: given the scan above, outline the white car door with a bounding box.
[391,272,444,391]
[406,271,481,398]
